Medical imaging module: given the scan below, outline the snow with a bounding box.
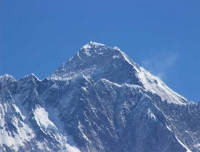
[89,41,105,47]
[35,104,80,151]
[0,129,20,151]
[82,87,87,92]
[136,67,187,104]
[23,73,41,81]
[64,145,81,152]
[120,51,135,65]
[78,42,187,105]
[112,55,120,59]
[100,78,121,87]
[147,108,156,121]
[84,50,91,57]
[95,71,186,105]
[42,107,64,132]
[81,41,106,57]
[0,74,16,86]
[175,136,192,152]
[82,43,92,50]
[82,41,105,50]
[78,121,90,142]
[0,97,35,151]
[34,107,58,133]
[0,74,15,80]
[113,46,120,51]
[166,124,192,152]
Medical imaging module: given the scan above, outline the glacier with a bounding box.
[0,41,199,152]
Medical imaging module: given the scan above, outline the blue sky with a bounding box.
[0,0,199,101]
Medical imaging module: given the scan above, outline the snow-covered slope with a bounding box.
[0,42,199,152]
[0,74,80,152]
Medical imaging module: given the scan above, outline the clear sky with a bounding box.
[0,0,200,102]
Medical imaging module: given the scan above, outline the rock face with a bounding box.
[0,42,199,152]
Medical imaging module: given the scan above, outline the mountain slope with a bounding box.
[51,41,186,104]
[0,42,199,152]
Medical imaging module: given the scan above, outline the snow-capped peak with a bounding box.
[82,41,106,50]
[50,42,187,104]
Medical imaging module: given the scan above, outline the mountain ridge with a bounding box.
[0,42,199,152]
[51,41,187,104]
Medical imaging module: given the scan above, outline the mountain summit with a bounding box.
[0,42,199,152]
[52,41,186,104]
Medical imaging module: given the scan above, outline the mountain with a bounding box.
[0,41,199,152]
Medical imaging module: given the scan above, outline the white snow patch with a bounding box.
[166,125,173,132]
[63,145,81,152]
[113,46,120,51]
[113,55,120,59]
[43,108,64,132]
[82,87,87,92]
[34,107,58,133]
[82,41,105,50]
[82,44,92,50]
[39,106,81,152]
[147,108,156,121]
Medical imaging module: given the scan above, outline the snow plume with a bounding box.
[142,51,178,80]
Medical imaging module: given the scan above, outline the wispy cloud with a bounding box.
[142,51,178,80]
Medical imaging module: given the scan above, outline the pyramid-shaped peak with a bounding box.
[51,42,187,104]
[51,42,139,83]
[78,41,127,60]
